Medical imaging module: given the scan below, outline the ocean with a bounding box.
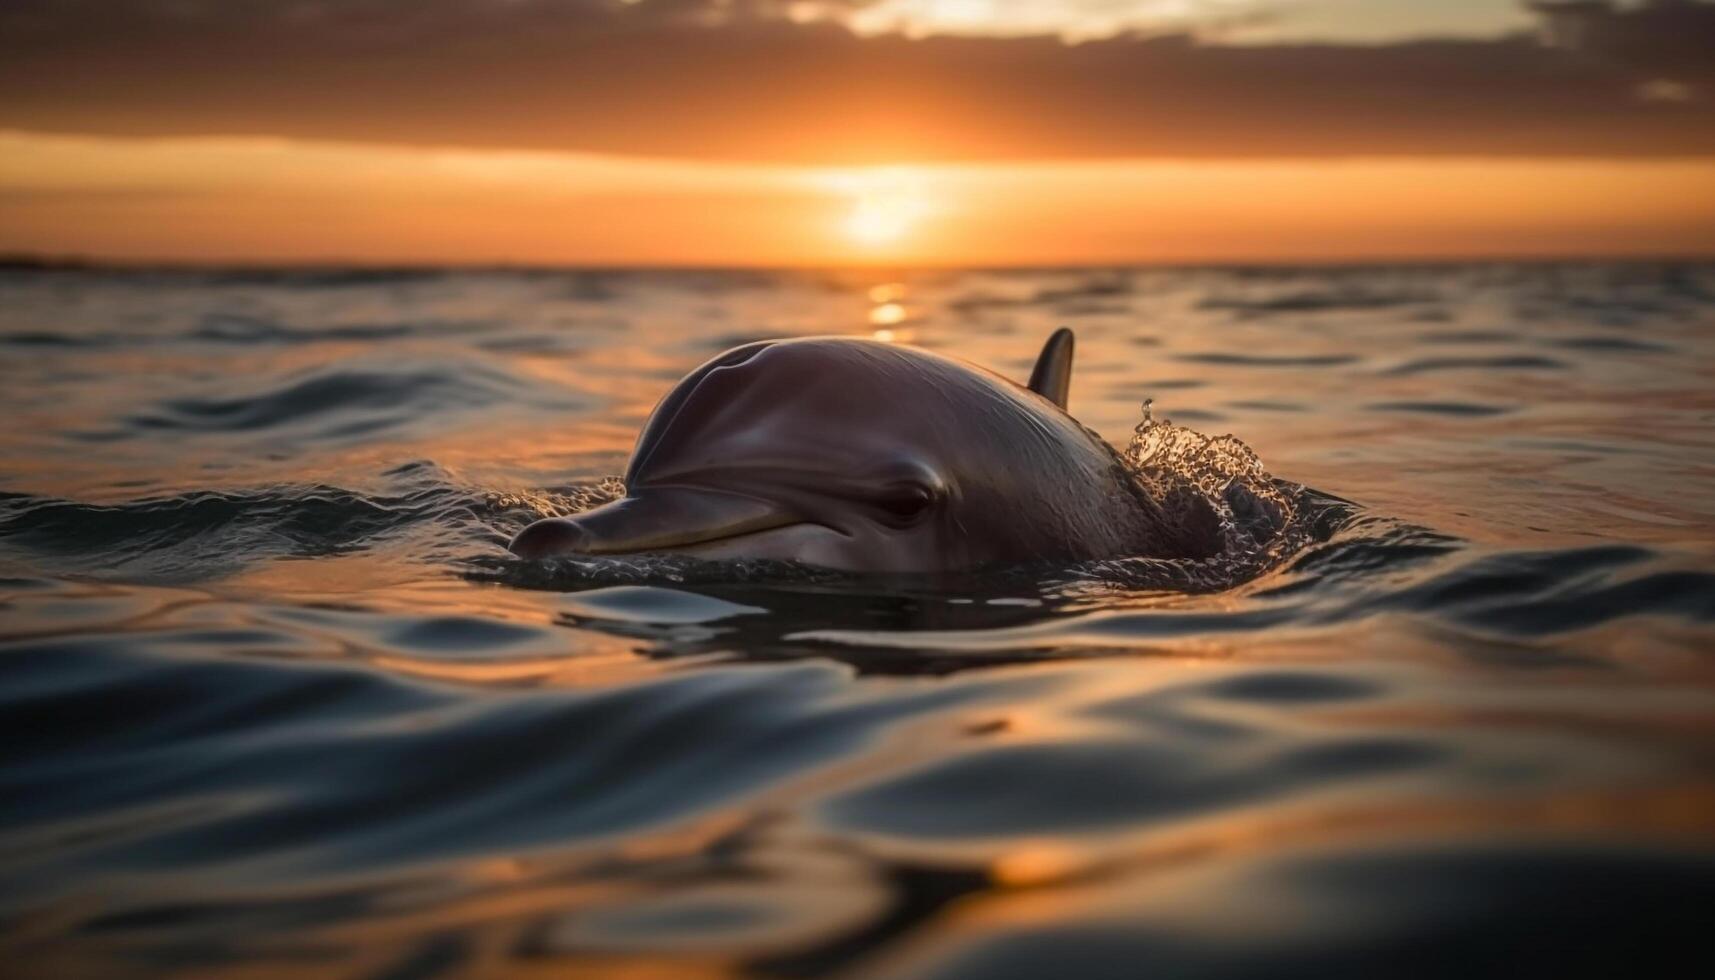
[2,263,1713,977]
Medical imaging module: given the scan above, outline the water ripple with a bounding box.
[123,361,560,443]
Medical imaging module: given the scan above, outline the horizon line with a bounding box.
[8,253,1715,275]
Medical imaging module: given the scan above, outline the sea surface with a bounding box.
[2,263,1713,978]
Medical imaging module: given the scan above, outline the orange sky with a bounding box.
[3,132,1712,265]
[2,1,1713,265]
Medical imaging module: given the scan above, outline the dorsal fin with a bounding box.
[1026,327,1074,410]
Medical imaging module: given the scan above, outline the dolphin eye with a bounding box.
[874,483,934,525]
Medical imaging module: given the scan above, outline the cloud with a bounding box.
[0,0,1711,162]
[817,0,1280,40]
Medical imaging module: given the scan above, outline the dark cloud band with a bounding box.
[1,0,1711,161]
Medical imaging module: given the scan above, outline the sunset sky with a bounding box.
[2,0,1713,265]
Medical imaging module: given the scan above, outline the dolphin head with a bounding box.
[509,335,1150,572]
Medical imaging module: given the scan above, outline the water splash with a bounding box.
[1073,401,1328,591]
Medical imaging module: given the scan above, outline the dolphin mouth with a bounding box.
[508,486,807,559]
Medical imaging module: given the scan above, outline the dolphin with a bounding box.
[509,329,1204,572]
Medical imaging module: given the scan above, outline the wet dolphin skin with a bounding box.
[509,330,1179,572]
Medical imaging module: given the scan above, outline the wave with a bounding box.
[947,276,1133,313]
[1382,355,1567,375]
[1198,287,1441,315]
[186,267,457,288]
[0,469,512,582]
[1336,544,1715,637]
[115,359,579,445]
[1366,401,1515,417]
[1547,336,1676,353]
[1176,352,1361,368]
[187,314,470,345]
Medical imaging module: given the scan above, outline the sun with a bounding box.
[846,197,918,245]
[832,167,932,250]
